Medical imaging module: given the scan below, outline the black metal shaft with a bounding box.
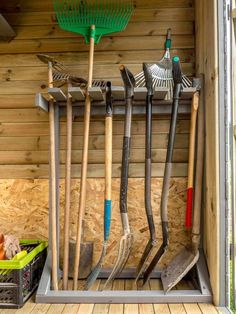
[145,94,155,240]
[120,98,132,214]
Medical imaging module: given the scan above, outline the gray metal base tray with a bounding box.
[36,249,212,304]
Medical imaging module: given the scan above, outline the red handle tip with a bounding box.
[186,188,193,228]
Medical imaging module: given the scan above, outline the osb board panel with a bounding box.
[0,178,189,268]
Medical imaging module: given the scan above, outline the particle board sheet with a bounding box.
[0,178,190,268]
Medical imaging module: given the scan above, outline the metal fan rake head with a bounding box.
[134,29,192,97]
[102,232,133,290]
[36,53,106,88]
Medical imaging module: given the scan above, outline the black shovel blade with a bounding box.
[135,238,157,283]
[142,243,166,286]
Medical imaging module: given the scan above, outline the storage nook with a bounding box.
[0,0,231,311]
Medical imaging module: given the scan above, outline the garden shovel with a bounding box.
[85,82,113,290]
[135,63,157,283]
[185,82,200,229]
[161,79,204,293]
[103,65,135,289]
[141,56,183,286]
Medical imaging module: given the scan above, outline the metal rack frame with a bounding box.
[35,85,212,303]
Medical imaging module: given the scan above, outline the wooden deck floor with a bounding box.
[0,279,222,314]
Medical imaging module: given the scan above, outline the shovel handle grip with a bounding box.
[186,187,193,228]
[104,200,111,241]
[104,111,112,241]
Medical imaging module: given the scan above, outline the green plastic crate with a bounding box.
[0,239,48,309]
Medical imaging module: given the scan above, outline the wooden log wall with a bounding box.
[0,1,195,269]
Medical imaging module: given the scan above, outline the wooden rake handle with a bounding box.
[73,25,95,290]
[48,61,58,291]
[185,92,199,229]
[104,82,113,241]
[62,82,73,290]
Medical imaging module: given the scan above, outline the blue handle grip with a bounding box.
[104,200,112,241]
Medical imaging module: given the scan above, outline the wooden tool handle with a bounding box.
[73,25,95,290]
[62,84,72,290]
[105,116,112,201]
[48,61,58,291]
[185,92,199,228]
[104,115,112,241]
[192,89,204,251]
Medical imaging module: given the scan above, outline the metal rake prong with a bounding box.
[103,234,132,290]
[115,234,133,278]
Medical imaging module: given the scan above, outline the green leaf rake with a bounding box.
[53,0,134,290]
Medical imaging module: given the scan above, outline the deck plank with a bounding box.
[46,304,66,314]
[198,303,218,314]
[77,280,100,314]
[109,279,124,314]
[169,304,186,314]
[30,302,51,313]
[139,281,154,314]
[150,279,170,314]
[184,303,202,314]
[92,280,110,314]
[124,280,139,314]
[62,281,80,314]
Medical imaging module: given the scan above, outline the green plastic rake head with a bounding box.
[53,0,134,44]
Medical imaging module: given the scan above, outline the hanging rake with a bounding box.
[37,54,106,88]
[140,56,183,287]
[53,0,134,290]
[134,29,191,97]
[103,65,135,290]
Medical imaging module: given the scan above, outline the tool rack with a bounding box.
[35,85,212,304]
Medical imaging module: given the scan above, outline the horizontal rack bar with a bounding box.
[35,85,196,115]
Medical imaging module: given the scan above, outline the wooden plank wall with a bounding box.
[195,0,219,306]
[0,0,194,178]
[0,2,195,270]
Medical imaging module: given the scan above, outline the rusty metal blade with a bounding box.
[161,248,199,293]
[141,243,165,286]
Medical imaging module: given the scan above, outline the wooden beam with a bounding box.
[0,163,187,179]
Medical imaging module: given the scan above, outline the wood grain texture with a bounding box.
[0,163,188,179]
[195,0,219,305]
[0,177,190,268]
[0,50,195,67]
[0,63,194,81]
[0,0,194,12]
[0,119,190,134]
[0,36,194,54]
[0,148,188,165]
